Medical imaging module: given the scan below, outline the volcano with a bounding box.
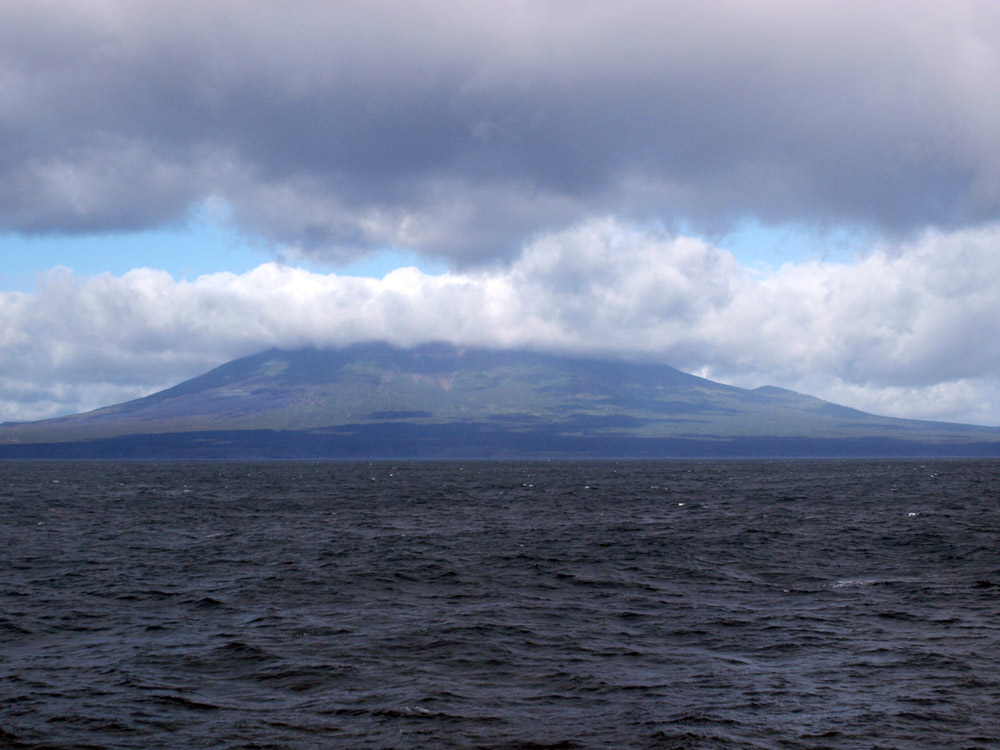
[2,342,999,458]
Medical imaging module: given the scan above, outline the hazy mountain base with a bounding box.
[2,343,1000,458]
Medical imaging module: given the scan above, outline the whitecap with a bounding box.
[831,578,881,588]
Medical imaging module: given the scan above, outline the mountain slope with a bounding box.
[2,342,999,457]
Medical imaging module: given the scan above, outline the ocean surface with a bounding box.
[1,460,999,749]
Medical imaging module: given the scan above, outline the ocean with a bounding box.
[1,459,999,749]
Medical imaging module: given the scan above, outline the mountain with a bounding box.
[2,342,999,458]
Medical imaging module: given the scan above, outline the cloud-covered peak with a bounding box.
[3,220,1000,426]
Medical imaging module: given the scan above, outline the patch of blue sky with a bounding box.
[714,219,869,267]
[328,248,448,278]
[0,211,867,292]
[627,217,869,268]
[0,221,447,292]
[0,221,260,291]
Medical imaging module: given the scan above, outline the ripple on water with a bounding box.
[1,459,999,749]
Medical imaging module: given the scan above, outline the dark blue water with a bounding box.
[2,460,999,749]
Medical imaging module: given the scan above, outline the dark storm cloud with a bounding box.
[2,1,1000,260]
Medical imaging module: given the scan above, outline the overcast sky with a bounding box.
[3,0,1000,425]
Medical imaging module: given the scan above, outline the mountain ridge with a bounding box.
[1,342,998,458]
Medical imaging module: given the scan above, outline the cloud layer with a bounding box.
[3,220,999,425]
[3,1,1000,260]
[4,3,1000,427]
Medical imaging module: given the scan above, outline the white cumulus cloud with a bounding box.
[3,219,999,426]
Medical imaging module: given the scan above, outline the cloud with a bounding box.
[3,1,1000,261]
[2,220,1000,425]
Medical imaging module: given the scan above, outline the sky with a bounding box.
[2,0,1000,426]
